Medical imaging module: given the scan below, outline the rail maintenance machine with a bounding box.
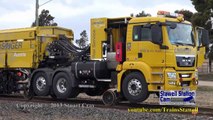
[0,11,209,105]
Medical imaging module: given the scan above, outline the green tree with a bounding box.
[191,0,213,39]
[136,11,151,17]
[191,0,213,71]
[76,30,88,48]
[175,9,193,22]
[32,9,58,26]
[191,0,212,29]
[191,0,210,13]
[191,13,203,26]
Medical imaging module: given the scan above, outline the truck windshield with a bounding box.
[167,23,194,46]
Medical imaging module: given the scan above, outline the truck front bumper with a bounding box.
[163,69,198,91]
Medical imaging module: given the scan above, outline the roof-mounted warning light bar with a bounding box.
[157,10,184,22]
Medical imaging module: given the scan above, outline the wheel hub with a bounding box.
[36,77,46,91]
[131,84,137,90]
[56,78,67,93]
[128,78,142,96]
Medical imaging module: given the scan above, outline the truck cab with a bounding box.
[90,11,209,104]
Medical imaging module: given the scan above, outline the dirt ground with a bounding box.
[199,81,213,87]
[199,74,213,81]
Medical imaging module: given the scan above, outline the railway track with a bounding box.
[0,95,212,117]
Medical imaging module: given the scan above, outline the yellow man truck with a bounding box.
[0,11,209,105]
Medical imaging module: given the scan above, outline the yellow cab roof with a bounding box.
[0,26,73,34]
[129,16,191,24]
[0,26,73,41]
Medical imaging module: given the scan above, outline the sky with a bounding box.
[0,0,196,39]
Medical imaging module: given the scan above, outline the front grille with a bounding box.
[179,73,192,78]
[176,56,195,67]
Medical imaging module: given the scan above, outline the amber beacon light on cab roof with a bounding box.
[0,11,209,105]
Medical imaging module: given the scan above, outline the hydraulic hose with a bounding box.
[47,35,90,61]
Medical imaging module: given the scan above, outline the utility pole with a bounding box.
[35,0,39,26]
[35,0,53,26]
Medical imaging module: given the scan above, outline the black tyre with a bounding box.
[33,72,50,96]
[122,72,149,103]
[102,89,118,106]
[23,84,34,100]
[53,72,79,99]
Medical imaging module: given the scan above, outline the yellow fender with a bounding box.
[117,61,152,92]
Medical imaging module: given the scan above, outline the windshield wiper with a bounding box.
[173,42,184,46]
[173,42,194,46]
[184,43,194,46]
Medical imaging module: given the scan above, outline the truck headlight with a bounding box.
[195,71,198,79]
[167,72,176,79]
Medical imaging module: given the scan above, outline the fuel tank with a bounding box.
[71,61,110,80]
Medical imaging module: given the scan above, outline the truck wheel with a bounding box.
[33,72,50,96]
[23,84,34,100]
[102,89,118,106]
[122,72,149,103]
[53,72,79,99]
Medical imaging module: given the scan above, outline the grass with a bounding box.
[197,86,213,91]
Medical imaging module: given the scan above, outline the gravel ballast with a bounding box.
[0,100,212,120]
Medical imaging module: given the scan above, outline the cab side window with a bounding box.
[133,26,152,41]
[133,26,141,41]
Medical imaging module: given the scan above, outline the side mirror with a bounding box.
[205,45,210,59]
[201,29,210,46]
[151,24,162,45]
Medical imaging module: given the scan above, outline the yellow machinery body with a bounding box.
[0,26,73,69]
